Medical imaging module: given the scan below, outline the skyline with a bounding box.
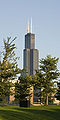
[0,0,60,71]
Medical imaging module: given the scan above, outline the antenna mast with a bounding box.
[31,17,32,33]
[27,19,29,33]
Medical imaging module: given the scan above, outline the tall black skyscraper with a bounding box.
[23,18,38,75]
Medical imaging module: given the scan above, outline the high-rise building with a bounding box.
[23,19,39,104]
[23,19,38,76]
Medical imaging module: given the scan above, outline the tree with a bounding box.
[32,71,44,104]
[15,75,32,107]
[0,37,21,102]
[35,55,60,105]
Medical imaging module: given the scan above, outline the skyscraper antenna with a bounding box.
[31,17,32,33]
[27,19,29,33]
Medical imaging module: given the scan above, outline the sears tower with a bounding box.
[23,18,38,75]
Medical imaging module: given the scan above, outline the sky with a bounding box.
[0,0,60,71]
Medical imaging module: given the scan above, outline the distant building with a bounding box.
[23,18,38,76]
[23,18,39,104]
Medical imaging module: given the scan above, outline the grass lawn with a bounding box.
[0,105,60,120]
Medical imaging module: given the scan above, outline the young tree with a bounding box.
[15,75,32,107]
[0,37,21,102]
[35,55,60,105]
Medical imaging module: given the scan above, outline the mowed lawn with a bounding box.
[0,105,60,120]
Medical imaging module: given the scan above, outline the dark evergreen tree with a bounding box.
[15,75,32,107]
[32,71,44,104]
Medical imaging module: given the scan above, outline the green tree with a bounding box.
[40,55,60,105]
[15,75,32,107]
[35,55,60,105]
[0,37,21,103]
[32,71,44,104]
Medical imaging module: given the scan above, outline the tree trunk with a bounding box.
[46,95,48,106]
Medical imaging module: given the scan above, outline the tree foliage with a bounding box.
[35,55,60,105]
[15,75,32,106]
[0,37,21,102]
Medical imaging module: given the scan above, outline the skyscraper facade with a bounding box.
[23,20,38,76]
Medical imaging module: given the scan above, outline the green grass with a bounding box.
[0,105,60,120]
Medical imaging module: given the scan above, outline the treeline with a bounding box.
[0,37,60,106]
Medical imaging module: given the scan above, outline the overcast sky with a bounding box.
[0,0,60,71]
